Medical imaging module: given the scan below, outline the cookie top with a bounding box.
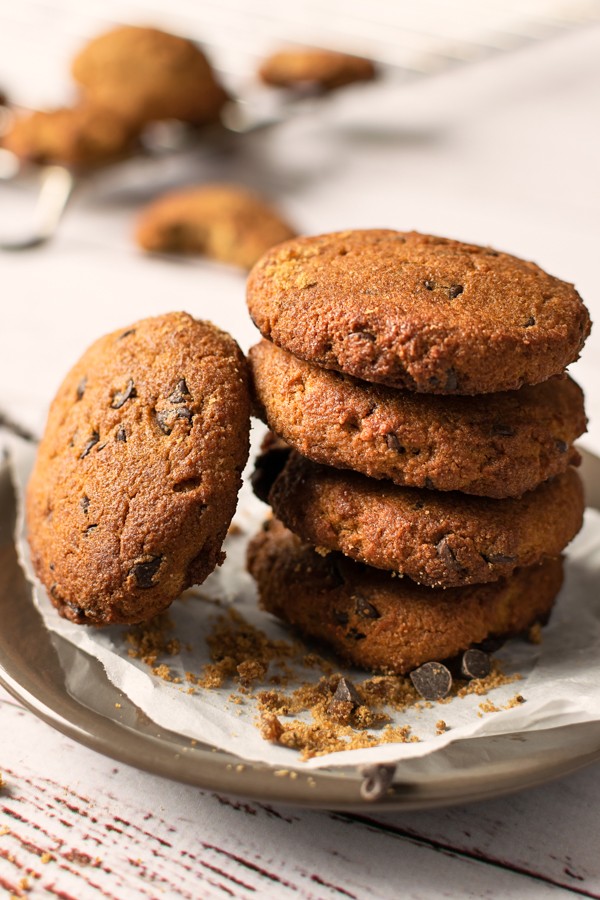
[249,340,586,498]
[264,448,583,587]
[247,519,562,674]
[135,183,297,270]
[2,104,139,168]
[258,47,376,91]
[247,230,591,394]
[26,312,250,625]
[72,26,228,126]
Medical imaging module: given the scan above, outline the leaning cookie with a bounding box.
[264,449,583,587]
[26,312,250,625]
[258,47,376,91]
[2,104,139,167]
[249,340,586,498]
[247,230,591,394]
[136,184,297,270]
[72,25,228,127]
[247,519,563,675]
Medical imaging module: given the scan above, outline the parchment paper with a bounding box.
[7,436,600,770]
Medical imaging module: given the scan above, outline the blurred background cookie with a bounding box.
[136,183,297,270]
[258,46,376,91]
[71,25,229,127]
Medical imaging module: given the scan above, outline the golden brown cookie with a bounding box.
[72,26,228,126]
[264,449,583,587]
[247,519,563,674]
[249,340,586,498]
[135,184,297,270]
[26,312,250,626]
[258,47,376,91]
[2,104,139,167]
[247,230,591,394]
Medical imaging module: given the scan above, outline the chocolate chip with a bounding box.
[333,610,349,626]
[80,495,90,515]
[130,556,162,589]
[424,280,436,291]
[326,699,354,725]
[448,284,464,299]
[555,439,568,453]
[118,329,136,340]
[410,661,452,700]
[332,676,361,706]
[76,377,87,401]
[482,552,516,565]
[168,379,190,403]
[524,316,536,327]
[413,500,424,510]
[461,648,491,680]
[80,431,99,458]
[492,423,515,437]
[111,379,136,409]
[385,433,405,453]
[445,369,458,391]
[355,595,381,619]
[351,331,376,342]
[115,426,127,442]
[347,628,366,641]
[156,407,193,435]
[83,524,98,536]
[436,537,464,572]
[424,477,435,490]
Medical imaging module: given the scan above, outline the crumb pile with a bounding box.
[246,229,591,698]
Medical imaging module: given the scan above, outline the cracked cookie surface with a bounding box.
[249,340,586,498]
[26,311,250,625]
[247,229,591,394]
[247,519,563,674]
[264,449,584,587]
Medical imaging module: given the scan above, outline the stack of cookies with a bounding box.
[246,229,591,689]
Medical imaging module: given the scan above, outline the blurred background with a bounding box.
[0,0,599,449]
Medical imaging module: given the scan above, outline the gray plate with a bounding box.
[2,451,600,811]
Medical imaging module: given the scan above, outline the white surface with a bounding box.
[1,5,600,897]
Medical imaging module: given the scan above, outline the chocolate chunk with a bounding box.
[118,329,136,340]
[555,439,568,453]
[492,423,516,437]
[436,536,463,572]
[332,676,361,706]
[424,280,436,291]
[83,524,98,536]
[333,609,349,626]
[385,433,405,453]
[347,628,366,641]
[482,552,516,565]
[115,426,127,442]
[76,377,87,401]
[524,316,536,327]
[355,595,381,619]
[80,431,99,459]
[351,331,376,342]
[156,407,193,435]
[410,661,452,700]
[445,369,458,391]
[111,379,136,409]
[359,764,396,801]
[80,495,90,515]
[168,379,190,403]
[129,556,162,589]
[461,648,491,680]
[326,699,354,725]
[448,284,464,299]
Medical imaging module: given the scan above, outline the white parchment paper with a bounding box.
[7,436,600,770]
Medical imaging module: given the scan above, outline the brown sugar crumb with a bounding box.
[0,773,4,790]
[152,663,181,683]
[479,699,501,714]
[436,720,448,734]
[528,622,543,644]
[237,658,268,686]
[125,614,180,667]
[456,661,521,698]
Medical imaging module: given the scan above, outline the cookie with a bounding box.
[26,312,250,625]
[247,230,591,394]
[258,47,376,91]
[264,449,583,587]
[2,104,139,167]
[247,519,563,674]
[135,184,297,270]
[249,340,586,498]
[72,26,228,127]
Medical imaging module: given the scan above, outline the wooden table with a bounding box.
[1,5,600,897]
